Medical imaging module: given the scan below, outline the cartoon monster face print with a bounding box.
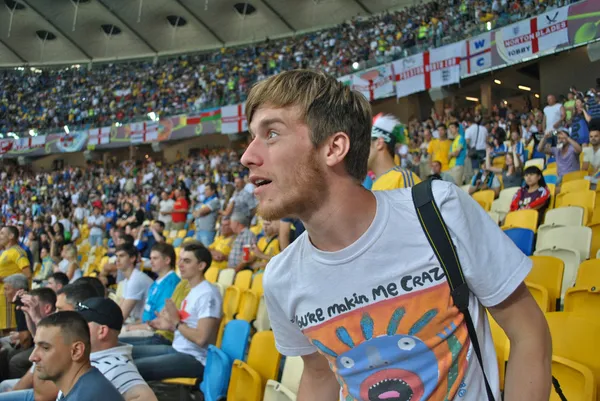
[313,307,455,401]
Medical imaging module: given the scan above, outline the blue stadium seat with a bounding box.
[504,228,535,256]
[187,229,195,238]
[172,238,183,248]
[200,320,251,399]
[544,175,557,185]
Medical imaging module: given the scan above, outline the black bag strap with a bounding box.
[412,178,495,401]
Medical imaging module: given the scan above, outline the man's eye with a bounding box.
[267,130,278,140]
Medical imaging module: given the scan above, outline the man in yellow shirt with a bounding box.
[0,226,31,330]
[368,113,421,191]
[208,218,236,270]
[427,123,452,172]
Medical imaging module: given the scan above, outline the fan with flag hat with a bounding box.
[371,113,406,146]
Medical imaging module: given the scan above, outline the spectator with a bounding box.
[158,191,174,231]
[46,273,69,294]
[32,247,53,284]
[469,156,501,198]
[448,121,467,185]
[207,218,235,269]
[228,213,257,272]
[0,274,30,376]
[193,183,220,246]
[537,127,582,180]
[465,115,489,176]
[55,283,99,312]
[73,277,106,299]
[278,218,305,251]
[485,146,523,189]
[54,245,81,283]
[368,114,420,190]
[133,243,222,382]
[250,219,280,273]
[222,177,256,220]
[76,298,158,401]
[28,311,125,401]
[134,221,165,260]
[121,243,180,346]
[430,161,455,184]
[86,206,106,248]
[427,123,452,172]
[582,119,600,184]
[510,166,550,224]
[169,189,189,231]
[115,244,153,323]
[542,94,565,134]
[1,270,29,334]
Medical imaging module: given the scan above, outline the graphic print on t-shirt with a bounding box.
[301,283,469,401]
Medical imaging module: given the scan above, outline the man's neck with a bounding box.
[123,266,135,279]
[56,362,91,397]
[371,154,396,179]
[300,179,377,252]
[187,274,204,288]
[157,268,172,280]
[593,144,600,152]
[92,339,120,354]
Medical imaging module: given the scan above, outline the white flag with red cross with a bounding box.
[0,139,13,155]
[461,32,492,76]
[129,122,159,144]
[13,136,46,151]
[392,42,462,98]
[88,127,111,145]
[500,6,568,62]
[221,103,247,134]
[352,65,395,101]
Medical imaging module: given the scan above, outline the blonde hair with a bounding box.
[246,70,372,182]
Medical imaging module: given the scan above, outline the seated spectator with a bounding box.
[55,283,99,312]
[32,247,53,285]
[132,243,222,382]
[251,220,280,273]
[490,130,508,159]
[537,127,582,181]
[120,243,180,346]
[28,312,125,401]
[485,146,523,189]
[510,166,550,224]
[86,206,106,248]
[53,245,81,283]
[207,218,235,270]
[45,273,68,294]
[468,159,501,198]
[582,119,600,184]
[429,161,455,184]
[134,221,165,260]
[507,123,526,163]
[0,275,30,378]
[228,213,257,272]
[73,277,106,299]
[76,298,158,401]
[193,183,220,246]
[2,274,29,336]
[115,245,153,323]
[278,217,305,251]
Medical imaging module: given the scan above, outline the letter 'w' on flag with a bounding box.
[129,122,159,144]
[461,32,492,76]
[392,42,462,98]
[221,103,247,134]
[500,5,569,62]
[352,65,395,101]
[87,127,111,145]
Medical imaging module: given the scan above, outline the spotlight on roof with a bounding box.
[63,126,70,134]
[147,112,159,122]
[352,62,360,70]
[494,79,502,85]
[518,85,531,91]
[486,21,492,31]
[29,129,36,137]
[465,96,479,102]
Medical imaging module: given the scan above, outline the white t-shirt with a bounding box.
[263,181,531,401]
[544,103,563,133]
[583,146,600,172]
[87,215,106,237]
[159,199,175,225]
[172,280,222,365]
[465,124,489,150]
[122,269,154,322]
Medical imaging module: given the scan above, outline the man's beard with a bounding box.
[257,151,327,221]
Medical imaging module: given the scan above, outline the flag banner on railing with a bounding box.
[352,65,395,101]
[461,32,492,76]
[87,127,111,145]
[0,140,13,155]
[129,122,159,143]
[186,108,222,125]
[57,132,87,153]
[392,42,462,98]
[221,103,247,134]
[13,136,46,151]
[499,5,569,62]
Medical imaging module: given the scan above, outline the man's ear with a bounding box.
[323,132,351,168]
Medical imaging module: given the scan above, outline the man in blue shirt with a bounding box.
[448,122,467,185]
[120,243,180,346]
[29,311,124,401]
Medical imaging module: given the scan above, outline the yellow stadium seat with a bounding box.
[589,222,600,259]
[263,356,304,401]
[527,256,564,311]
[491,197,512,223]
[560,179,591,195]
[237,290,260,322]
[493,155,506,170]
[233,270,253,290]
[228,331,281,401]
[563,259,600,316]
[217,268,235,287]
[541,206,584,228]
[546,161,557,171]
[216,317,229,348]
[554,190,595,224]
[498,186,520,201]
[524,281,550,312]
[177,230,187,239]
[546,312,600,397]
[551,355,597,401]
[169,230,178,239]
[561,170,587,183]
[162,378,197,386]
[166,237,174,245]
[182,237,195,245]
[223,286,242,319]
[204,267,219,283]
[525,158,545,170]
[544,168,558,177]
[487,312,509,391]
[251,273,264,296]
[547,183,556,209]
[473,190,495,211]
[502,209,538,232]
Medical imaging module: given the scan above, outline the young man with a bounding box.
[582,119,600,184]
[29,312,124,401]
[193,183,221,246]
[121,243,181,346]
[77,297,158,401]
[537,127,582,180]
[427,123,453,172]
[132,243,221,382]
[116,244,153,323]
[368,113,420,191]
[46,273,68,294]
[241,70,551,401]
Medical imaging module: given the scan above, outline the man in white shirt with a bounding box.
[240,70,551,401]
[158,191,175,231]
[87,206,106,248]
[116,244,153,324]
[543,94,565,134]
[464,116,489,178]
[582,119,600,184]
[130,243,222,382]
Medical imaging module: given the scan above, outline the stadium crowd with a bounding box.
[0,0,575,136]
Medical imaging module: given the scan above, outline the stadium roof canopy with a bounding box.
[0,0,413,66]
